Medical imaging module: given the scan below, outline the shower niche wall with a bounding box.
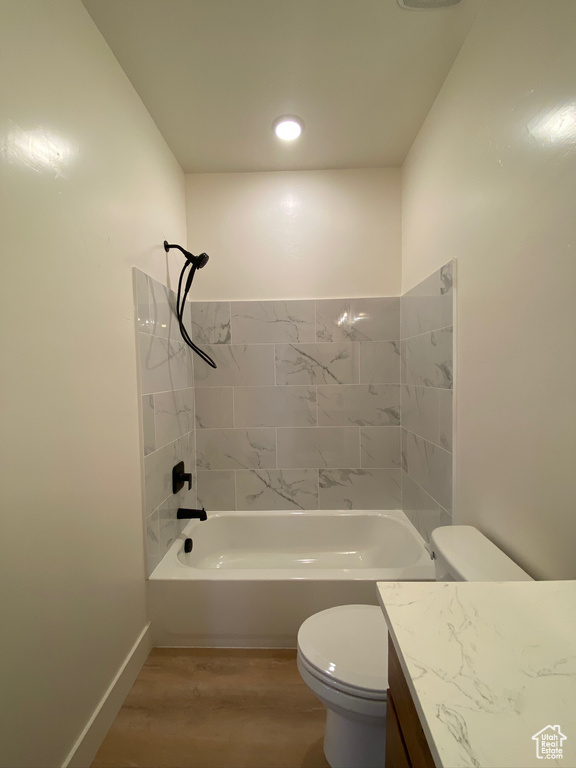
[134,268,198,576]
[400,261,454,541]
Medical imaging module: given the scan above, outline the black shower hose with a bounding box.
[176,257,217,368]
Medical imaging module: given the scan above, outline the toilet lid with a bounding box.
[297,605,388,693]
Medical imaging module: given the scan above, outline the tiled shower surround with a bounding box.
[191,298,403,512]
[400,262,454,541]
[134,263,454,573]
[134,269,198,576]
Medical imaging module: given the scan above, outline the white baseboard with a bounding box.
[62,622,152,768]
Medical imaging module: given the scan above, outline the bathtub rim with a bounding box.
[149,508,435,582]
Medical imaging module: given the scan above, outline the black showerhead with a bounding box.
[163,241,209,269]
[196,252,209,269]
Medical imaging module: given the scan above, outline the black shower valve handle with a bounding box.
[172,461,192,495]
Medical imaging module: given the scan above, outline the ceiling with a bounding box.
[82,0,480,173]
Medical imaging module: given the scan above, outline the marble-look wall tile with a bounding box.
[143,432,195,517]
[138,333,192,395]
[402,471,451,543]
[147,274,181,341]
[231,301,315,344]
[360,341,400,384]
[318,468,401,510]
[401,385,440,445]
[157,496,182,556]
[135,270,201,576]
[401,262,453,340]
[405,431,452,513]
[277,427,360,469]
[158,516,178,557]
[158,486,198,546]
[404,327,453,390]
[173,465,198,511]
[189,302,231,344]
[135,269,153,336]
[234,386,317,428]
[196,428,276,470]
[194,344,275,387]
[400,261,454,528]
[275,343,359,386]
[360,427,401,468]
[316,298,400,342]
[438,389,453,452]
[183,293,408,523]
[195,387,234,429]
[134,269,181,341]
[401,428,408,472]
[142,394,156,456]
[154,388,195,448]
[400,339,407,384]
[236,469,318,511]
[145,510,160,577]
[317,385,400,427]
[197,470,236,510]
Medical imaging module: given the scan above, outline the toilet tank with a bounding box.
[430,526,533,582]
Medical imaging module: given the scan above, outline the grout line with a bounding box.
[401,468,451,516]
[401,383,454,392]
[402,426,453,456]
[143,430,191,459]
[195,424,401,432]
[141,384,197,396]
[400,323,454,343]
[314,298,318,342]
[192,384,402,392]
[199,465,402,473]
[194,339,402,346]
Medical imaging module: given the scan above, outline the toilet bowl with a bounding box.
[297,526,533,768]
[297,605,388,768]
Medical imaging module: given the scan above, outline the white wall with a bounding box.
[402,1,576,579]
[186,168,401,300]
[0,2,186,766]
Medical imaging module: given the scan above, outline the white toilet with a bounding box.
[297,526,532,768]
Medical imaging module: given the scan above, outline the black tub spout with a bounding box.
[177,507,207,521]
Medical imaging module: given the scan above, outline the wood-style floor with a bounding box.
[91,648,330,768]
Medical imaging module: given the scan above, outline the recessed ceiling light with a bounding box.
[273,116,304,141]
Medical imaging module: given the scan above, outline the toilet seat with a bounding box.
[298,650,387,702]
[297,605,389,697]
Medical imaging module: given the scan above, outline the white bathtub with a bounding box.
[148,509,434,647]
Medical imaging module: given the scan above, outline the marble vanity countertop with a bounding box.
[377,580,576,768]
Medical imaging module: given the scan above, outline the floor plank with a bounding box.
[91,649,330,768]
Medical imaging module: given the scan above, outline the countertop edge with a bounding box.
[377,585,443,768]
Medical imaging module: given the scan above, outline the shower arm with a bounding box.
[164,240,191,260]
[164,241,209,269]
